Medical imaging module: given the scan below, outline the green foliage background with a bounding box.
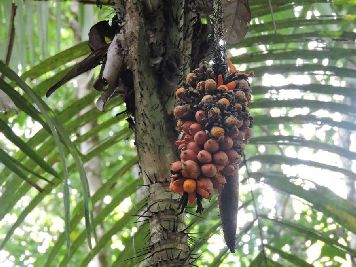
[0,0,355,266]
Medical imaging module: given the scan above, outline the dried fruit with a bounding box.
[186,73,197,85]
[176,87,185,98]
[208,107,221,118]
[243,120,250,127]
[211,127,225,138]
[201,94,214,103]
[225,116,238,127]
[245,127,253,139]
[173,104,191,119]
[196,81,205,90]
[205,79,217,90]
[218,98,230,107]
[235,103,243,111]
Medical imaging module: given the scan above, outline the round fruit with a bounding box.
[183,179,197,193]
[219,136,234,150]
[182,160,200,179]
[204,139,219,153]
[187,142,201,153]
[213,151,229,166]
[195,110,205,123]
[226,150,241,164]
[201,164,217,177]
[180,149,197,161]
[171,161,182,172]
[189,123,202,135]
[205,79,217,90]
[223,164,237,176]
[194,131,208,146]
[197,150,212,163]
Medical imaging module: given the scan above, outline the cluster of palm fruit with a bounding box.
[170,62,253,213]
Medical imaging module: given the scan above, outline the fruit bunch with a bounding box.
[170,62,253,213]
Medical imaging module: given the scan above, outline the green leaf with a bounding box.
[320,244,346,259]
[254,115,356,131]
[21,41,90,80]
[251,99,356,116]
[261,216,356,257]
[0,61,94,249]
[0,119,59,177]
[59,199,145,267]
[251,64,356,78]
[249,251,268,267]
[249,135,356,160]
[44,158,138,265]
[234,31,356,48]
[248,154,356,180]
[252,84,356,98]
[266,245,313,267]
[0,78,50,131]
[235,48,353,64]
[251,172,356,233]
[0,148,43,192]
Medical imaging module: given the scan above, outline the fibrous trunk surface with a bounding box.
[119,1,206,265]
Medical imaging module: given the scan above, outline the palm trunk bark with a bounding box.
[108,1,212,264]
[119,1,193,266]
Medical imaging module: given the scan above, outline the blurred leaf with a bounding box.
[266,245,313,267]
[261,216,356,257]
[0,119,59,177]
[0,148,43,192]
[255,172,356,233]
[21,41,90,80]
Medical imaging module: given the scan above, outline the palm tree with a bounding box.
[0,0,355,266]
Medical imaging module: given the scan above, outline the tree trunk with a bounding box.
[116,1,205,266]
